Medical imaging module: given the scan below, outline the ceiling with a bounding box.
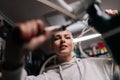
[0,0,120,24]
[0,0,77,24]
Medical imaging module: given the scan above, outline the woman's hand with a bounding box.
[13,19,50,50]
[105,9,119,16]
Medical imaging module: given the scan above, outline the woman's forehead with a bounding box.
[53,30,72,36]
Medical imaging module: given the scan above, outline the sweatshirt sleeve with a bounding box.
[0,66,48,80]
[0,66,27,80]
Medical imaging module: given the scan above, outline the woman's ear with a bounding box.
[50,35,54,51]
[50,44,54,51]
[50,39,55,51]
[73,43,76,50]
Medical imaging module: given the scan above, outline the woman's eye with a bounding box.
[65,36,71,39]
[54,37,60,41]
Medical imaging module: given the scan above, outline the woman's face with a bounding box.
[52,30,74,57]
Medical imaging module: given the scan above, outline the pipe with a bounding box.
[56,0,73,12]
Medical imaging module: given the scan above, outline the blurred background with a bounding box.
[0,0,120,75]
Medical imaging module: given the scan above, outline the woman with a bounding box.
[1,9,120,80]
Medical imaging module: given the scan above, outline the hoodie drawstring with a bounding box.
[58,57,82,80]
[74,57,82,80]
[59,65,64,80]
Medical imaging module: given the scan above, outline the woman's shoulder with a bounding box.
[78,57,113,66]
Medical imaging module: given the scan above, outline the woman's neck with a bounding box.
[56,52,74,64]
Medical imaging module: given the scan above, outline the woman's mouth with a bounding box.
[59,45,67,50]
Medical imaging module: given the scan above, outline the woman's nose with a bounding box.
[61,37,66,43]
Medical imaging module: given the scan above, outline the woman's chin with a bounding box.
[58,51,71,57]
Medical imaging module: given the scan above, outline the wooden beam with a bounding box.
[37,0,78,20]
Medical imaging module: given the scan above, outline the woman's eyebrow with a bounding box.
[54,35,60,37]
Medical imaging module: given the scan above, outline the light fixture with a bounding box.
[73,33,102,43]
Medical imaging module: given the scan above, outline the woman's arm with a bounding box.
[1,19,51,80]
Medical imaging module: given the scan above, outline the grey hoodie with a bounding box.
[1,57,120,80]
